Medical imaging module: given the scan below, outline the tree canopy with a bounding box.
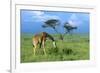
[42,19,60,29]
[42,19,78,40]
[64,22,77,33]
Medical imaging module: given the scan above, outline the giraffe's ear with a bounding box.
[53,41,56,48]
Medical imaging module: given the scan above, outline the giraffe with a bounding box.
[32,32,57,55]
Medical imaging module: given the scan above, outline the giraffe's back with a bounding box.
[32,34,41,46]
[32,32,48,47]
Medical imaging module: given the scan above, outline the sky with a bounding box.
[21,9,90,34]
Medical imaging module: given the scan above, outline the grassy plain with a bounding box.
[21,33,89,63]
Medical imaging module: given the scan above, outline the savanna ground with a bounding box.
[21,33,89,63]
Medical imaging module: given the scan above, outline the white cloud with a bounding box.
[68,14,81,26]
[31,11,60,22]
[69,14,78,20]
[32,11,44,16]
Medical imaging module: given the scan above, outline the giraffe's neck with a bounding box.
[45,32,57,48]
[45,32,55,42]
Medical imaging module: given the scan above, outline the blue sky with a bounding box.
[21,10,90,34]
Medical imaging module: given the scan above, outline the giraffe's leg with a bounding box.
[43,48,46,55]
[42,40,46,55]
[33,47,36,56]
[33,43,37,56]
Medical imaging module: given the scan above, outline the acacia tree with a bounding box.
[42,19,64,40]
[63,22,77,37]
[42,19,77,40]
[42,19,60,32]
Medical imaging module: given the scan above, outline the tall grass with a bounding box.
[21,33,89,63]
